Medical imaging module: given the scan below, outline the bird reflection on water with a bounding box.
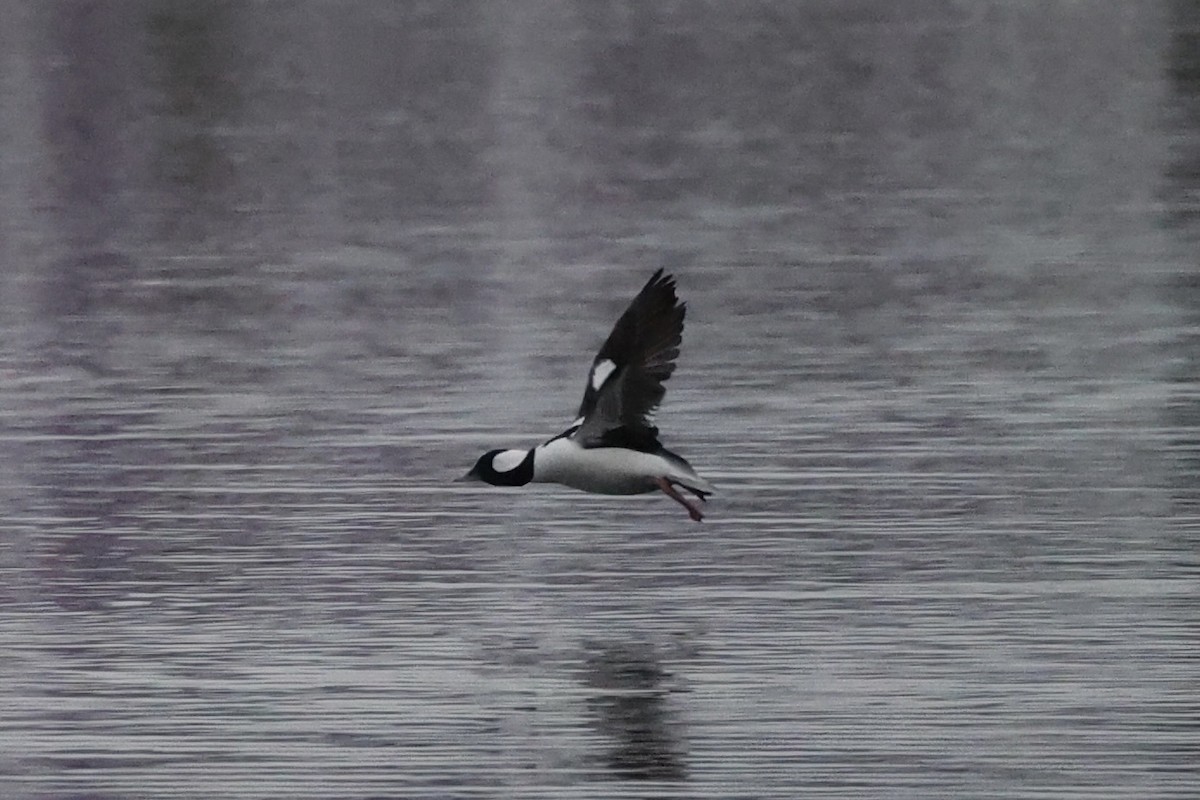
[583,640,687,782]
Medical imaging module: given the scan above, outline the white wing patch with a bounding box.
[492,449,528,473]
[590,359,617,392]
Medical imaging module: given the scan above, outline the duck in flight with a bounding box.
[460,269,714,521]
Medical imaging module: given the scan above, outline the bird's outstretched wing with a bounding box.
[571,269,685,450]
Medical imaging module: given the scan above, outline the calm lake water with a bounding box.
[1,2,1197,798]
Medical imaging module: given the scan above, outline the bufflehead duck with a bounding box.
[460,269,714,521]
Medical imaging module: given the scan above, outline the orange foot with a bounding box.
[655,477,704,522]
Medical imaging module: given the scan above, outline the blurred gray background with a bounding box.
[1,2,1196,798]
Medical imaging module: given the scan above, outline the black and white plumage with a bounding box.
[460,269,714,521]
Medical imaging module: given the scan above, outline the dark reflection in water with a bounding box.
[584,641,687,781]
[1164,0,1200,519]
[1,2,1198,799]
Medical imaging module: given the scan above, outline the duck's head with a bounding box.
[458,448,534,487]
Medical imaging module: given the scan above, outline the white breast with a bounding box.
[532,437,687,495]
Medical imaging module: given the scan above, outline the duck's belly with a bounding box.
[533,442,666,495]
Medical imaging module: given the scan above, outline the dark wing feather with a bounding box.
[573,269,685,447]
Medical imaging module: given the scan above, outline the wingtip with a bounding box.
[641,269,682,312]
[646,267,674,290]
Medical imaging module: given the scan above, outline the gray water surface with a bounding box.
[1,3,1197,798]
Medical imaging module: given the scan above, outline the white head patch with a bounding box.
[590,359,617,391]
[492,449,528,473]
